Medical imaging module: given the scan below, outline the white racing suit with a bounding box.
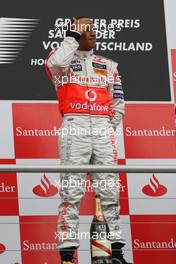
[45,30,125,248]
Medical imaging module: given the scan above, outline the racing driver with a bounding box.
[45,17,132,264]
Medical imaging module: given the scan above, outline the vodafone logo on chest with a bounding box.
[85,89,97,102]
[71,89,109,112]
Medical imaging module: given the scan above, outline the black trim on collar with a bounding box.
[66,30,81,41]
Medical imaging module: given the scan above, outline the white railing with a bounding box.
[0,165,175,173]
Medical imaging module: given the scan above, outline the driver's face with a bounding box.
[78,23,96,51]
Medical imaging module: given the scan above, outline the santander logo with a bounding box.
[0,243,6,254]
[33,174,58,197]
[142,174,167,196]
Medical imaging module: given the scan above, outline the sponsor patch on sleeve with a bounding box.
[113,93,124,99]
[113,84,123,90]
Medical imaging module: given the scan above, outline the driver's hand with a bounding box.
[71,17,93,35]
